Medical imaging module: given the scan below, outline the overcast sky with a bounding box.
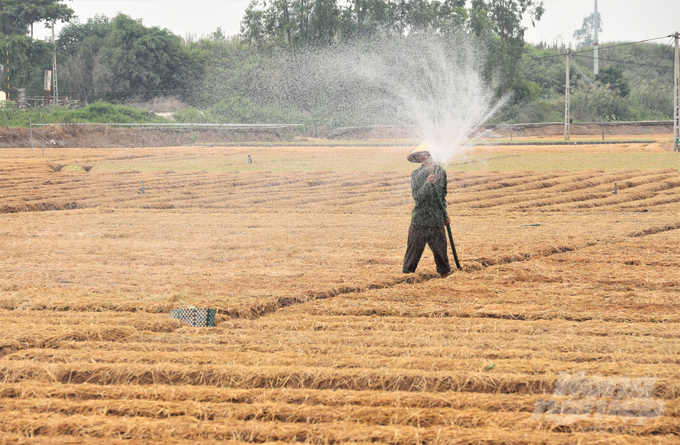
[34,0,680,47]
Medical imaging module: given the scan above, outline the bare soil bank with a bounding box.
[0,121,673,149]
[0,124,291,149]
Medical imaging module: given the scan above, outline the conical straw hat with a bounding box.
[407,141,434,163]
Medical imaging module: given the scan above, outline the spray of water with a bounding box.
[264,34,508,165]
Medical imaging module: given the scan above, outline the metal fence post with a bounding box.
[30,117,33,154]
[41,116,45,156]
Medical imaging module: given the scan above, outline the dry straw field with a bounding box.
[1,136,679,444]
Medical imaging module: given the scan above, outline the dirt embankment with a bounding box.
[479,121,673,138]
[0,125,293,149]
[0,121,673,149]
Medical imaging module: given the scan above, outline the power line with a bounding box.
[566,37,675,92]
[575,37,676,84]
[8,34,676,98]
[572,53,674,70]
[522,34,674,63]
[569,55,598,88]
[587,35,676,51]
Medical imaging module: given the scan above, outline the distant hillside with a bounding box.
[493,39,675,124]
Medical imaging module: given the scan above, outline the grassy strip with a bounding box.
[1,103,170,127]
[198,138,659,149]
[91,153,679,172]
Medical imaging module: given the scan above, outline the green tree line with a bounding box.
[0,0,675,126]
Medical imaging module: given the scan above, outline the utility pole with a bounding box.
[565,52,571,141]
[52,21,58,105]
[593,0,599,75]
[674,32,679,152]
[5,34,9,101]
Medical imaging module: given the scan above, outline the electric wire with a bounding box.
[626,37,677,83]
[5,32,676,99]
[571,53,674,70]
[521,34,674,63]
[563,36,674,95]
[568,55,598,88]
[571,37,675,90]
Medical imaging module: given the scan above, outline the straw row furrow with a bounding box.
[5,382,677,420]
[449,175,567,201]
[450,172,573,193]
[617,193,680,210]
[0,398,543,427]
[452,170,638,196]
[2,411,677,444]
[627,222,680,238]
[617,173,680,191]
[9,344,680,368]
[217,315,680,337]
[555,192,662,210]
[1,325,143,351]
[508,191,616,210]
[451,171,633,203]
[290,299,680,323]
[0,361,561,394]
[0,433,273,445]
[0,317,181,333]
[39,329,680,358]
[0,382,550,410]
[4,396,675,432]
[3,361,680,399]
[9,347,680,372]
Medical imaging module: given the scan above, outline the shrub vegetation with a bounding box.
[2,1,675,126]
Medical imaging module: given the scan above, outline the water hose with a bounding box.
[432,183,463,271]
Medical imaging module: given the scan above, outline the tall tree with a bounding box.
[240,1,268,46]
[0,1,72,95]
[406,0,466,35]
[1,34,51,92]
[339,0,392,38]
[241,0,341,46]
[0,0,74,36]
[57,14,110,57]
[56,15,112,105]
[102,14,191,99]
[573,12,602,48]
[309,0,340,44]
[469,0,544,93]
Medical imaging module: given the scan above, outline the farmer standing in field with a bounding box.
[403,142,452,278]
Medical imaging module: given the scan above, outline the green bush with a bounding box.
[571,82,633,121]
[490,97,563,124]
[172,108,219,123]
[511,79,542,104]
[67,102,167,123]
[208,97,295,124]
[0,102,170,127]
[595,66,631,98]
